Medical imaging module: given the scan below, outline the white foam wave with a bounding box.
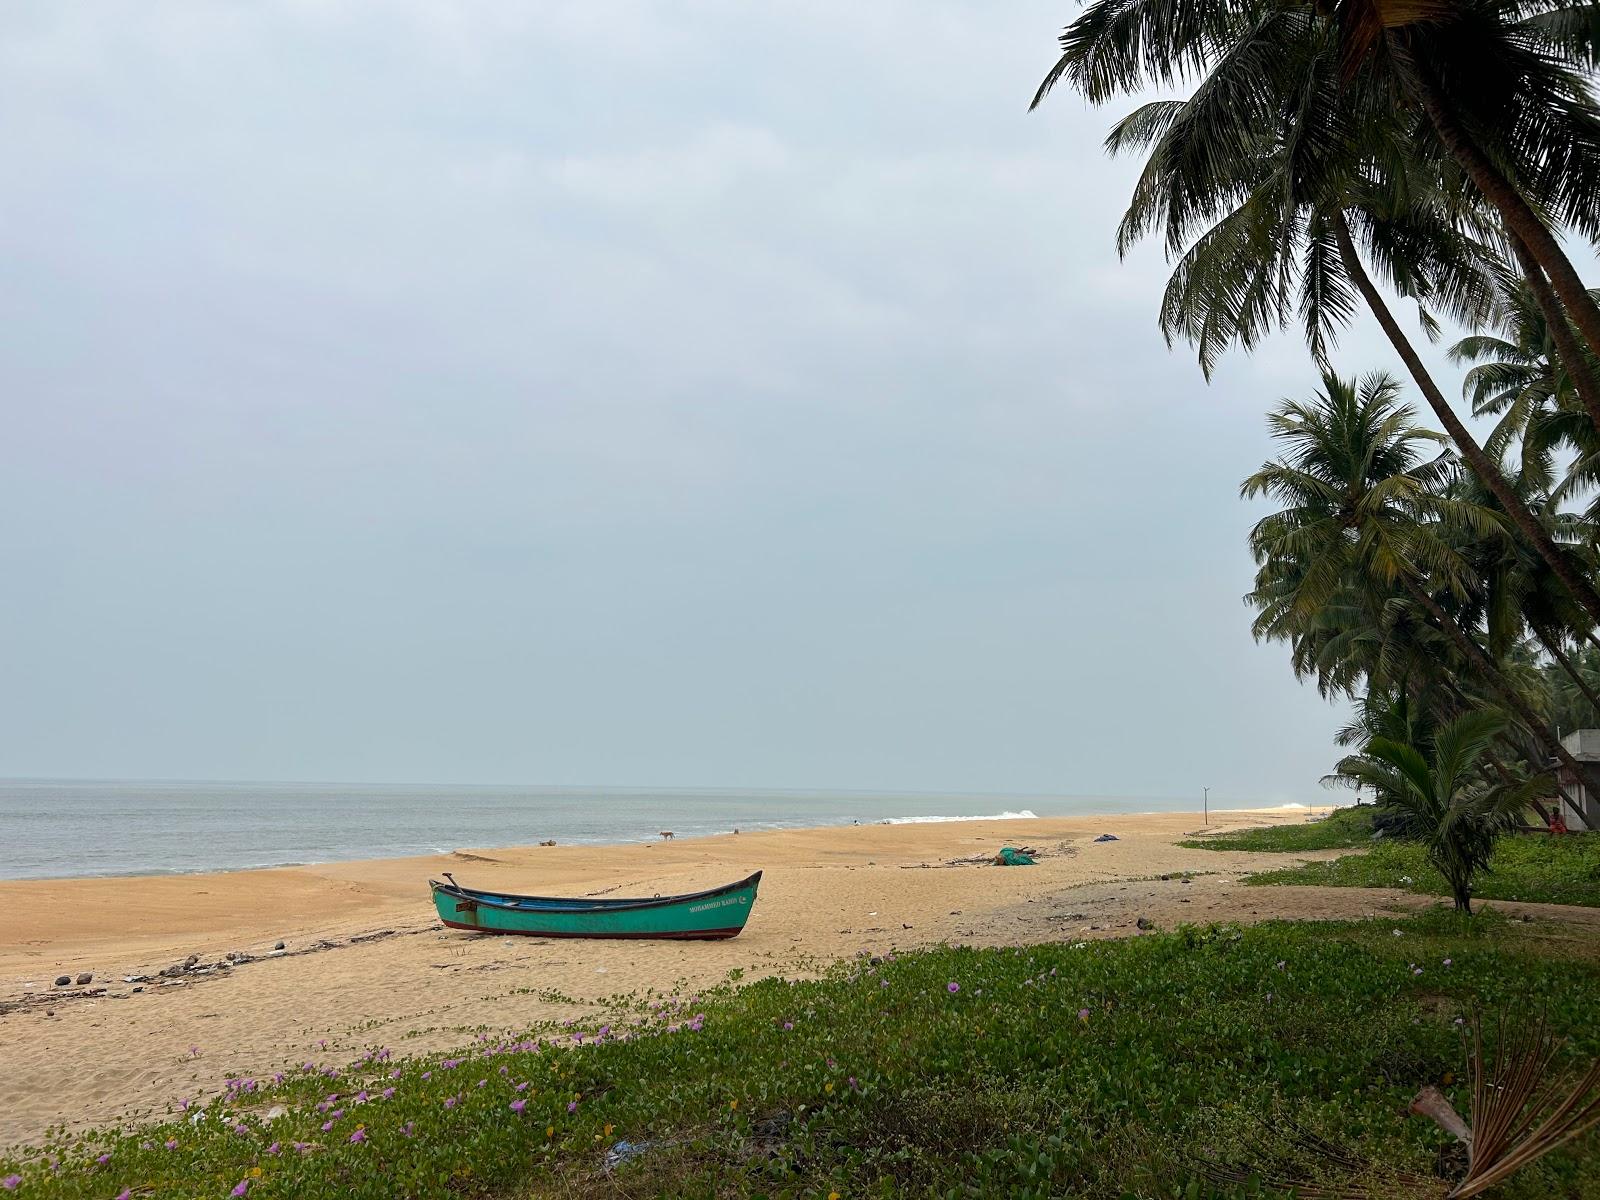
[879,809,1039,825]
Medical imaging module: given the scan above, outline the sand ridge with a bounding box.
[0,807,1359,1146]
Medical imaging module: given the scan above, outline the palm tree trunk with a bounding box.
[1532,620,1600,717]
[1488,746,1554,826]
[1407,56,1600,367]
[1508,233,1600,436]
[1333,210,1600,627]
[1395,572,1594,825]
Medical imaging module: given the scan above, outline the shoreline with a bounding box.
[2,805,1346,1145]
[0,801,1327,884]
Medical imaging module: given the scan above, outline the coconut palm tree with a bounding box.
[1241,369,1600,801]
[1033,2,1600,624]
[1448,278,1600,476]
[1334,707,1549,912]
[1033,0,1600,363]
[1376,5,1600,365]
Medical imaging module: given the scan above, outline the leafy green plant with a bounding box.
[1335,708,1551,913]
[1247,832,1600,908]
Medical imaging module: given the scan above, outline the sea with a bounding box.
[0,779,1235,881]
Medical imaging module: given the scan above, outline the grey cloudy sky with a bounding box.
[2,1,1452,800]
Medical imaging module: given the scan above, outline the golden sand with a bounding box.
[0,806,1433,1145]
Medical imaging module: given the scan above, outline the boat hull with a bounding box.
[429,871,761,940]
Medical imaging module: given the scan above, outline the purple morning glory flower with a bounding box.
[381,1087,395,1100]
[266,1143,280,1156]
[321,1121,334,1133]
[349,1129,366,1144]
[401,1122,416,1137]
[947,982,960,994]
[96,1154,111,1166]
[1077,1008,1091,1021]
[165,1139,178,1150]
[510,1100,526,1114]
[444,1096,458,1109]
[231,1182,249,1197]
[1,1176,19,1192]
[567,1101,578,1113]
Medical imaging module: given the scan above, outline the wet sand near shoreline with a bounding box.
[0,806,1433,1146]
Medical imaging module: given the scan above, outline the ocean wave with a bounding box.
[879,810,1039,825]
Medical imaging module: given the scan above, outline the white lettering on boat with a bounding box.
[686,895,748,914]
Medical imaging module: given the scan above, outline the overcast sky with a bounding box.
[0,1,1472,800]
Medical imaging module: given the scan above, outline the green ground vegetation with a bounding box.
[1245,832,1600,909]
[1178,806,1376,853]
[6,912,1598,1200]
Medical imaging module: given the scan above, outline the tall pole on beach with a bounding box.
[1203,787,1209,825]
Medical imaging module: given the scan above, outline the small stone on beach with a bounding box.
[54,975,71,987]
[76,972,93,985]
[274,941,285,950]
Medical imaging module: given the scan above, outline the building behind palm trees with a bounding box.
[1555,731,1600,829]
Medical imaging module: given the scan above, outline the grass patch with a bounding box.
[1178,804,1375,852]
[4,914,1599,1199]
[1246,832,1600,908]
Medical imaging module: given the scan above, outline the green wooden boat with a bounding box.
[429,870,762,939]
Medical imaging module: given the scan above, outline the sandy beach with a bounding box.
[0,805,1477,1147]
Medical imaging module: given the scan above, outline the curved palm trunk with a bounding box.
[1488,746,1554,827]
[1397,572,1595,828]
[1332,211,1600,627]
[1532,620,1600,717]
[1408,58,1600,369]
[1508,234,1600,437]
